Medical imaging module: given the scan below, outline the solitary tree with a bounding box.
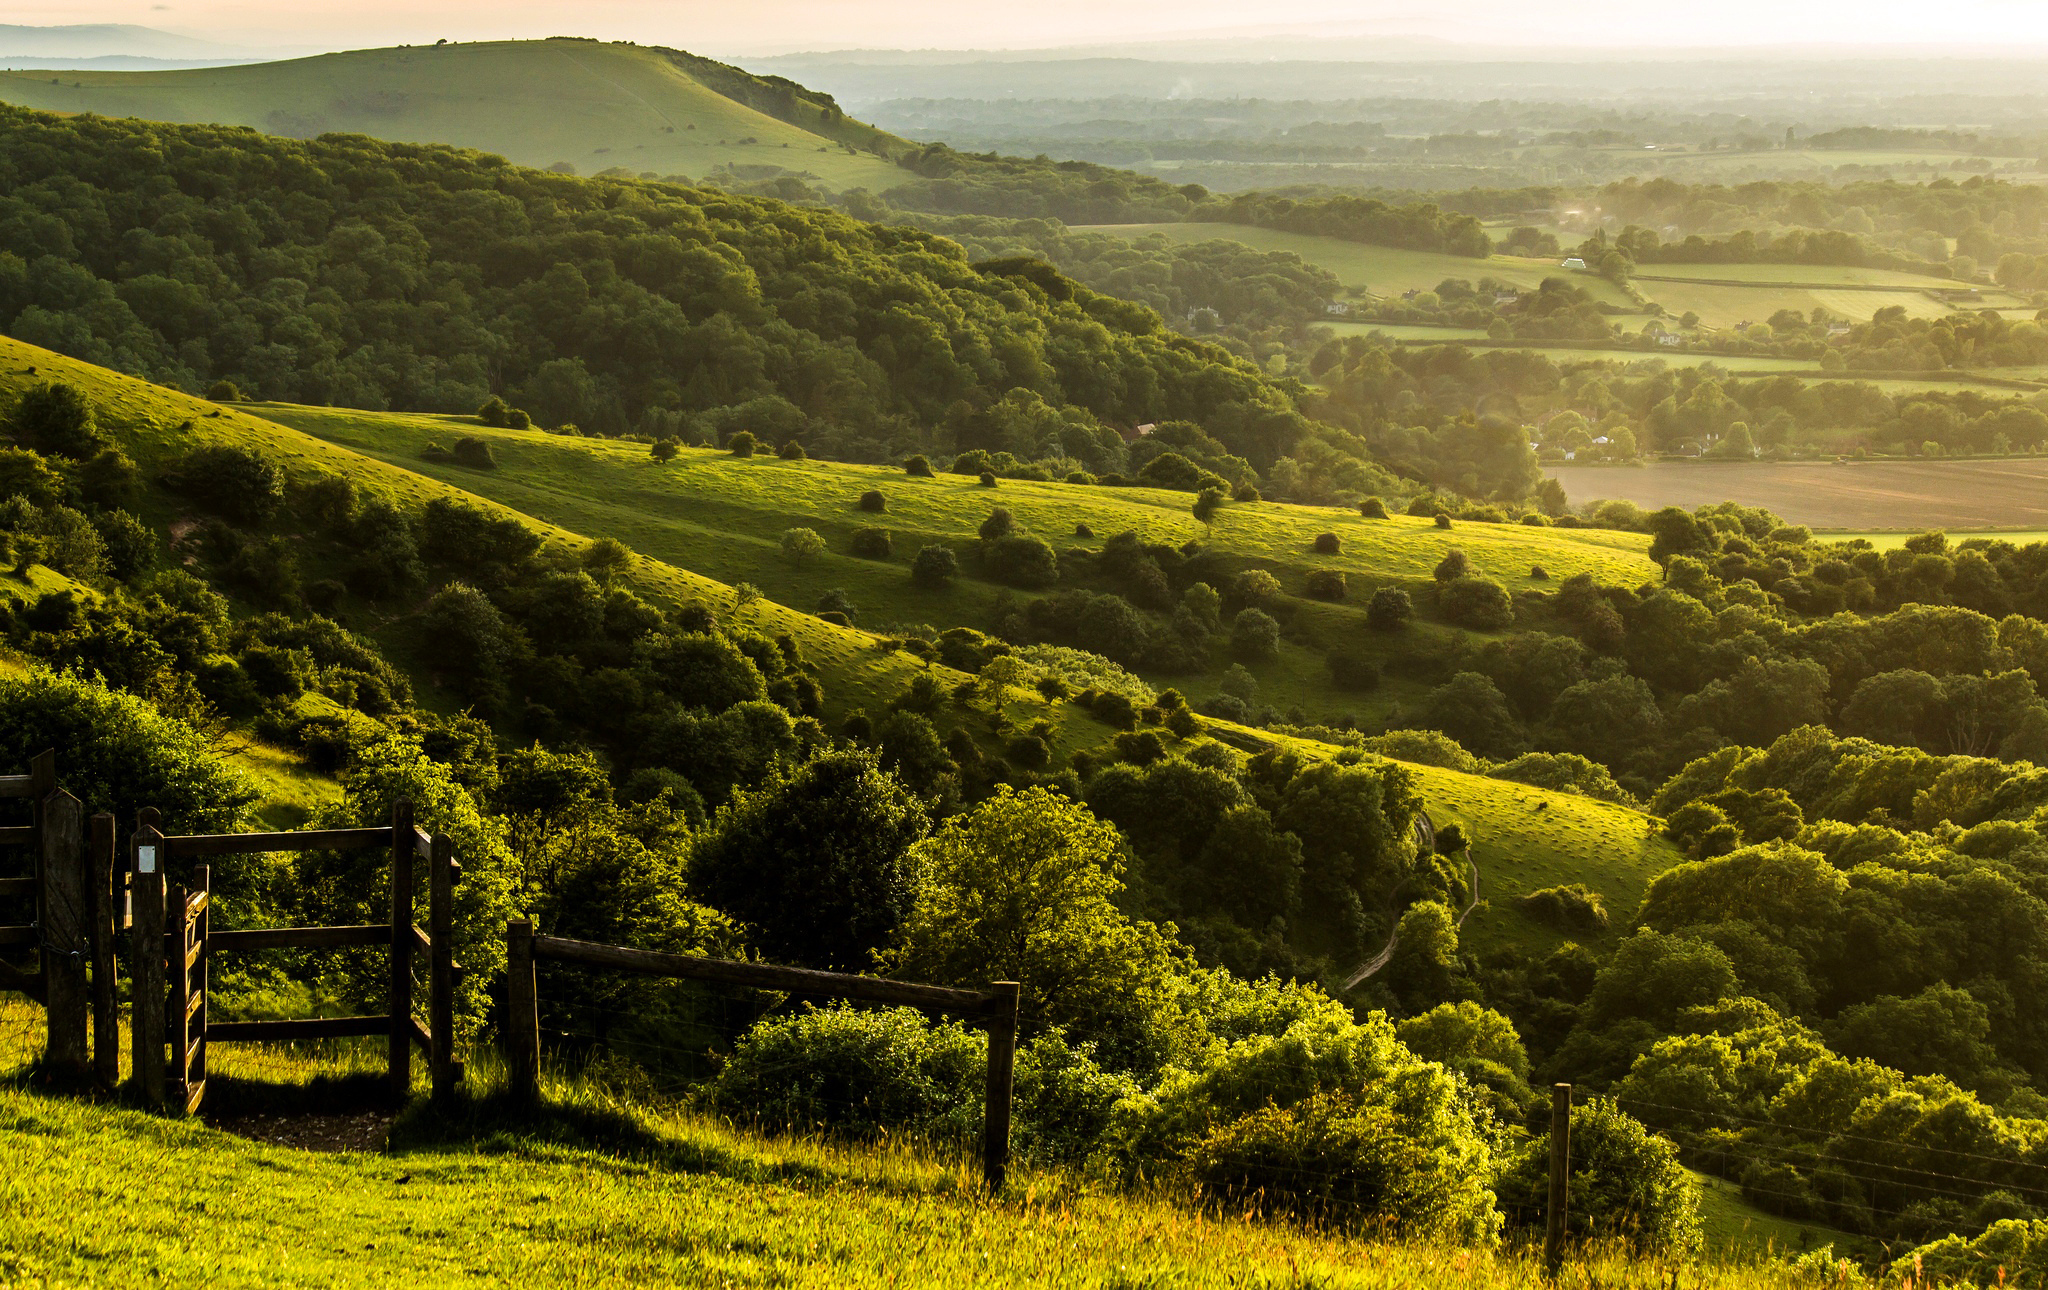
[780,527,826,564]
[651,439,679,463]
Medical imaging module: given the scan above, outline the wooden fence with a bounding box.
[131,800,465,1112]
[504,920,1023,1191]
[0,751,121,1088]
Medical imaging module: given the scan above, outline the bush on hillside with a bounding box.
[849,526,892,559]
[911,544,958,588]
[650,439,678,462]
[1230,608,1280,662]
[1305,570,1346,601]
[978,471,998,487]
[858,489,886,512]
[6,382,102,459]
[983,535,1059,588]
[1439,577,1514,630]
[1367,587,1413,631]
[1496,1099,1700,1254]
[905,454,933,477]
[171,446,284,526]
[1326,646,1381,691]
[1435,513,1454,529]
[1518,883,1611,934]
[205,379,247,402]
[727,431,757,457]
[777,439,806,460]
[1360,496,1389,519]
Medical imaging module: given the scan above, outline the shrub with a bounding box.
[1233,484,1262,503]
[1434,513,1453,529]
[650,439,679,462]
[1327,647,1381,691]
[476,395,511,427]
[978,471,997,488]
[727,430,757,457]
[205,379,246,402]
[1089,690,1140,730]
[978,507,1016,540]
[1113,729,1167,766]
[1006,733,1052,770]
[1312,532,1341,555]
[1496,1099,1699,1254]
[702,1005,983,1141]
[1439,577,1514,630]
[1074,522,1093,538]
[1530,564,1550,579]
[6,382,103,459]
[815,588,856,623]
[1359,496,1389,519]
[1230,608,1280,662]
[1192,486,1226,525]
[1232,569,1281,607]
[816,610,851,627]
[1518,884,1610,934]
[911,544,958,588]
[905,454,934,477]
[1305,570,1346,601]
[849,526,893,559]
[1367,587,1413,632]
[984,535,1059,589]
[952,449,992,476]
[451,437,496,469]
[858,490,886,512]
[1433,548,1471,583]
[174,446,284,526]
[780,527,826,563]
[777,438,806,460]
[1406,495,1441,517]
[1522,514,1550,527]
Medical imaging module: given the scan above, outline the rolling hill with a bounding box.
[0,331,1682,963]
[0,39,910,189]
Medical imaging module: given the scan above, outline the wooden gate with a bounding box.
[0,750,120,1088]
[130,799,464,1112]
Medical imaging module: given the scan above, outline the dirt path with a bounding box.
[1343,846,1481,990]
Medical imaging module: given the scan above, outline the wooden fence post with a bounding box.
[505,919,538,1103]
[981,981,1020,1194]
[387,798,414,1103]
[128,814,165,1109]
[1545,1082,1572,1278]
[37,787,87,1083]
[89,813,117,1092]
[428,832,455,1105]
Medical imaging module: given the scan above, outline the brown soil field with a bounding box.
[1547,459,2048,530]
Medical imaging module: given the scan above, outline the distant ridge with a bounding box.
[0,23,295,62]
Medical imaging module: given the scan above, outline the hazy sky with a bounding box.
[20,0,2048,56]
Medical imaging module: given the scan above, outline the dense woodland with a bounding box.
[15,91,2048,1276]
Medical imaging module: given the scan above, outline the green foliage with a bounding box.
[910,544,958,588]
[172,446,283,526]
[4,381,100,458]
[1496,1100,1701,1255]
[1229,608,1279,661]
[1516,883,1610,934]
[690,749,929,971]
[1439,577,1514,630]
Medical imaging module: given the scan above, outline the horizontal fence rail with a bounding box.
[508,921,1021,1191]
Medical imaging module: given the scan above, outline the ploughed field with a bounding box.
[1547,457,2048,531]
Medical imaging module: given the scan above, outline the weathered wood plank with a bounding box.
[165,827,389,857]
[0,925,35,946]
[528,935,998,1012]
[90,814,117,1091]
[0,876,33,897]
[206,1015,390,1041]
[208,925,391,951]
[388,800,413,1101]
[0,776,35,799]
[130,842,166,1108]
[0,827,36,847]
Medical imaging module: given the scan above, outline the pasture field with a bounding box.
[1820,527,2048,548]
[1629,263,1954,288]
[1070,222,1642,308]
[0,40,908,189]
[1547,457,2048,530]
[1634,281,1954,329]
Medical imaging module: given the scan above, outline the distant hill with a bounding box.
[0,38,911,189]
[0,23,288,62]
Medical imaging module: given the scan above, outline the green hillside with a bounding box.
[254,401,1658,725]
[0,39,910,189]
[0,331,1682,963]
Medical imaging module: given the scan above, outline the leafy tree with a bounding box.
[978,507,1016,541]
[727,431,757,458]
[1439,577,1514,630]
[5,382,101,458]
[858,490,886,513]
[905,455,934,477]
[780,526,826,564]
[173,446,283,526]
[1230,608,1280,661]
[887,786,1182,1055]
[1418,672,1524,759]
[691,749,929,971]
[650,438,679,463]
[849,526,892,559]
[1496,1100,1700,1254]
[1367,587,1413,632]
[1312,532,1341,555]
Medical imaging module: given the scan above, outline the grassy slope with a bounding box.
[255,401,1658,726]
[0,1033,1832,1288]
[0,40,908,189]
[0,333,1683,959]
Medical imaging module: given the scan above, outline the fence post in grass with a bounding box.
[506,919,539,1104]
[129,814,166,1109]
[37,787,88,1084]
[167,877,190,1114]
[89,813,117,1092]
[1545,1082,1572,1278]
[981,980,1020,1194]
[428,832,456,1106]
[387,798,414,1103]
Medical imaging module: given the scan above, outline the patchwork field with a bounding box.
[1548,457,2048,530]
[1070,222,1642,308]
[1638,281,1955,329]
[0,40,908,189]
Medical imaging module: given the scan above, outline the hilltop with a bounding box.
[0,39,909,188]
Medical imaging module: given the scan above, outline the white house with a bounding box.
[1561,257,1588,271]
